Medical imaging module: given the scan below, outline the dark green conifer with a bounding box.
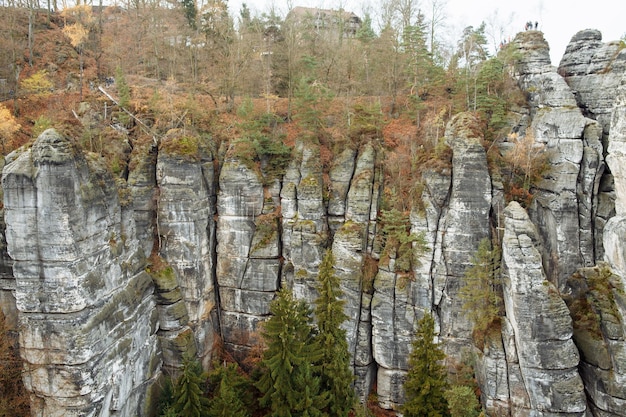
[314,250,355,416]
[209,376,249,417]
[173,354,210,417]
[208,362,256,416]
[181,0,197,29]
[256,288,328,417]
[402,313,450,417]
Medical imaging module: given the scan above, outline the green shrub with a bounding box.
[32,115,54,138]
[445,385,481,417]
[459,238,503,345]
[378,208,428,277]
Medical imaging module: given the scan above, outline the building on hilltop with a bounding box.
[286,6,362,39]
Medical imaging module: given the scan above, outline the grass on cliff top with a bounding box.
[158,129,202,161]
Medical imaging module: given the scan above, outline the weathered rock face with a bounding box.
[606,77,626,218]
[578,70,626,416]
[216,152,277,359]
[2,29,626,417]
[563,264,626,417]
[332,143,379,400]
[438,113,492,355]
[0,155,17,332]
[281,140,329,301]
[2,129,160,417]
[558,29,626,261]
[513,30,605,287]
[559,29,626,136]
[128,140,157,258]
[501,202,586,416]
[156,132,217,368]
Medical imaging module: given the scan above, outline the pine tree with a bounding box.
[402,11,432,127]
[173,354,210,417]
[402,314,450,417]
[314,250,355,416]
[256,288,328,417]
[456,23,489,111]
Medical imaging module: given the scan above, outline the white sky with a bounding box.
[226,0,625,65]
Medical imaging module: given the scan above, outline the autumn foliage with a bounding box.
[0,311,30,417]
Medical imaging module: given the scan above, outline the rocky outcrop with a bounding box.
[558,29,626,136]
[438,113,492,356]
[513,30,604,287]
[156,131,217,368]
[332,143,379,400]
[558,29,626,261]
[606,77,626,218]
[370,112,493,409]
[128,139,157,258]
[563,264,626,416]
[216,150,275,359]
[576,72,626,416]
[0,155,17,333]
[2,129,160,416]
[501,202,586,416]
[281,140,329,301]
[2,28,626,417]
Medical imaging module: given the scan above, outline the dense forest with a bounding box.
[2,1,625,416]
[1,0,527,161]
[0,0,545,229]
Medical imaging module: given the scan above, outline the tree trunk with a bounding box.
[28,6,34,67]
[79,48,84,102]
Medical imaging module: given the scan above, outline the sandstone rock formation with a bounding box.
[156,131,217,368]
[513,30,604,287]
[216,151,278,359]
[1,28,626,417]
[2,129,160,416]
[559,29,626,137]
[501,202,586,416]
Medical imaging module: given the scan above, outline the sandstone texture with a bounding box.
[156,130,217,367]
[513,30,605,287]
[1,27,626,417]
[502,202,586,416]
[2,129,160,417]
[559,29,626,136]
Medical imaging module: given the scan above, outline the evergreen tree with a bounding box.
[459,237,502,338]
[402,314,450,417]
[456,23,489,111]
[173,354,210,417]
[209,377,249,417]
[181,0,198,29]
[293,76,333,135]
[314,250,356,416]
[256,288,328,417]
[402,11,432,127]
[114,66,131,126]
[356,13,376,42]
[445,385,481,417]
[475,57,512,139]
[208,362,256,417]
